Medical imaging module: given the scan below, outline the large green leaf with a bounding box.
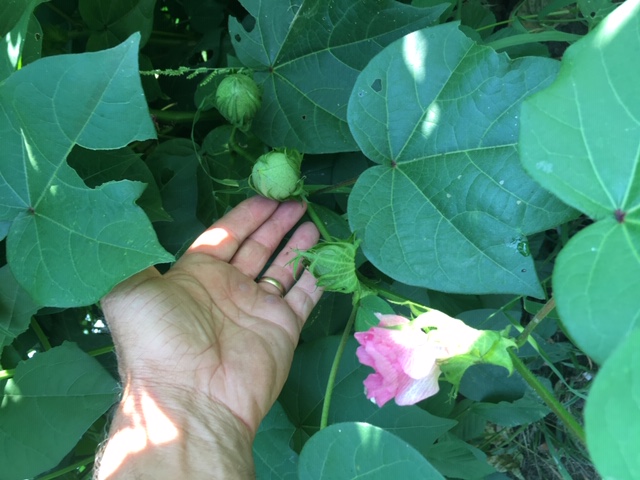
[0,33,173,307]
[347,23,574,297]
[229,0,447,153]
[79,0,157,51]
[0,342,118,480]
[520,0,640,363]
[298,422,445,479]
[585,329,640,480]
[0,265,39,351]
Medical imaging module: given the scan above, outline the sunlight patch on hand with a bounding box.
[96,389,179,479]
[191,227,229,249]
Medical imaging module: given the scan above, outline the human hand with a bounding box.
[96,196,322,479]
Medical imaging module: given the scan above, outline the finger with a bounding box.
[230,201,309,278]
[184,196,279,262]
[255,222,319,295]
[284,268,323,327]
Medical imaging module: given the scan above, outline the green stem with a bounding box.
[306,202,333,242]
[0,368,15,380]
[31,317,52,351]
[516,297,556,347]
[475,9,574,32]
[509,350,586,445]
[486,31,583,51]
[87,345,115,357]
[37,456,94,480]
[150,108,220,124]
[320,302,358,429]
[228,127,255,164]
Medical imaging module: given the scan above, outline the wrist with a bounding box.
[95,382,255,479]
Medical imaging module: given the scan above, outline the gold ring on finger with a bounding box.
[258,276,286,297]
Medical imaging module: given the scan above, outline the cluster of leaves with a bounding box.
[0,0,637,479]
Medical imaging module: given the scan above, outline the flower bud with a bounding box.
[296,239,360,293]
[250,149,304,201]
[215,74,261,131]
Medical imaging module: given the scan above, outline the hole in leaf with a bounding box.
[371,78,382,92]
[34,33,41,41]
[301,115,307,120]
[234,34,241,42]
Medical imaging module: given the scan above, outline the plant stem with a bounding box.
[38,456,94,480]
[476,9,574,32]
[87,345,115,357]
[509,350,586,446]
[305,202,333,241]
[516,297,556,347]
[228,127,255,164]
[31,317,52,351]
[150,108,220,124]
[320,302,358,429]
[0,368,15,380]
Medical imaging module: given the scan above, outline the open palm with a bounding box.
[101,197,322,434]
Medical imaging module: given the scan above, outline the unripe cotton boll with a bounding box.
[250,149,305,201]
[295,239,361,293]
[215,74,261,131]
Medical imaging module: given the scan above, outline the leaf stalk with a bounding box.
[320,301,358,429]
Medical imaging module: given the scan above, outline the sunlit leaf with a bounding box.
[230,0,447,153]
[348,23,575,297]
[0,33,173,307]
[520,0,640,363]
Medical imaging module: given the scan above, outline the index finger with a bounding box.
[185,196,280,262]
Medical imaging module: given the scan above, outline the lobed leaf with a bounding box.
[0,33,173,307]
[230,0,447,153]
[348,23,575,297]
[79,0,157,51]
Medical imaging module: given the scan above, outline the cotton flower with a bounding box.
[354,313,448,407]
[355,310,491,407]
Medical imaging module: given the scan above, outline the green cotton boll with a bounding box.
[301,240,360,294]
[215,74,262,131]
[250,150,305,201]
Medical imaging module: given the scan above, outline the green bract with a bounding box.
[296,239,360,294]
[250,149,304,201]
[215,73,261,131]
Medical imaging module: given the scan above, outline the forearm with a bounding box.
[94,383,255,479]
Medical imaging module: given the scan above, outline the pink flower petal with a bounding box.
[355,314,444,407]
